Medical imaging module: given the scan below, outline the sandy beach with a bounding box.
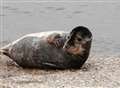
[0,1,120,88]
[0,55,120,88]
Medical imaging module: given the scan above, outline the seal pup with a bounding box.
[0,26,92,69]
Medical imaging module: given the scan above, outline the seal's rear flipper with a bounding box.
[0,49,10,58]
[0,44,12,58]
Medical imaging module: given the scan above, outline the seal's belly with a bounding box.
[10,36,66,68]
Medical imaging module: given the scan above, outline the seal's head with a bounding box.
[63,26,92,55]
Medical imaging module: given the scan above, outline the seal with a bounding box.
[0,26,92,69]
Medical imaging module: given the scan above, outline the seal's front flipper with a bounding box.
[42,62,65,69]
[47,33,61,44]
[47,33,65,48]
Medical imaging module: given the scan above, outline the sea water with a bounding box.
[0,1,120,57]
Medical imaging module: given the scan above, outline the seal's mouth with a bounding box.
[64,46,80,55]
[63,44,85,55]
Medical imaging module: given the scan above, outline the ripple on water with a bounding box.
[55,7,65,11]
[0,14,6,16]
[45,6,56,10]
[79,5,88,7]
[73,11,84,14]
[22,11,31,14]
[3,6,10,9]
[45,6,65,11]
[7,7,19,11]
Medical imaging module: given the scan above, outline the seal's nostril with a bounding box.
[65,45,71,49]
[65,46,68,49]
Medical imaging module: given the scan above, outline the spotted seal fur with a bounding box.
[0,26,92,69]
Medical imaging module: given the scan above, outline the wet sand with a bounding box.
[0,1,120,88]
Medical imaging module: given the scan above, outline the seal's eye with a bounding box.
[67,36,70,39]
[77,38,82,41]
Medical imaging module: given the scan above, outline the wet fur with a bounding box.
[0,26,92,69]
